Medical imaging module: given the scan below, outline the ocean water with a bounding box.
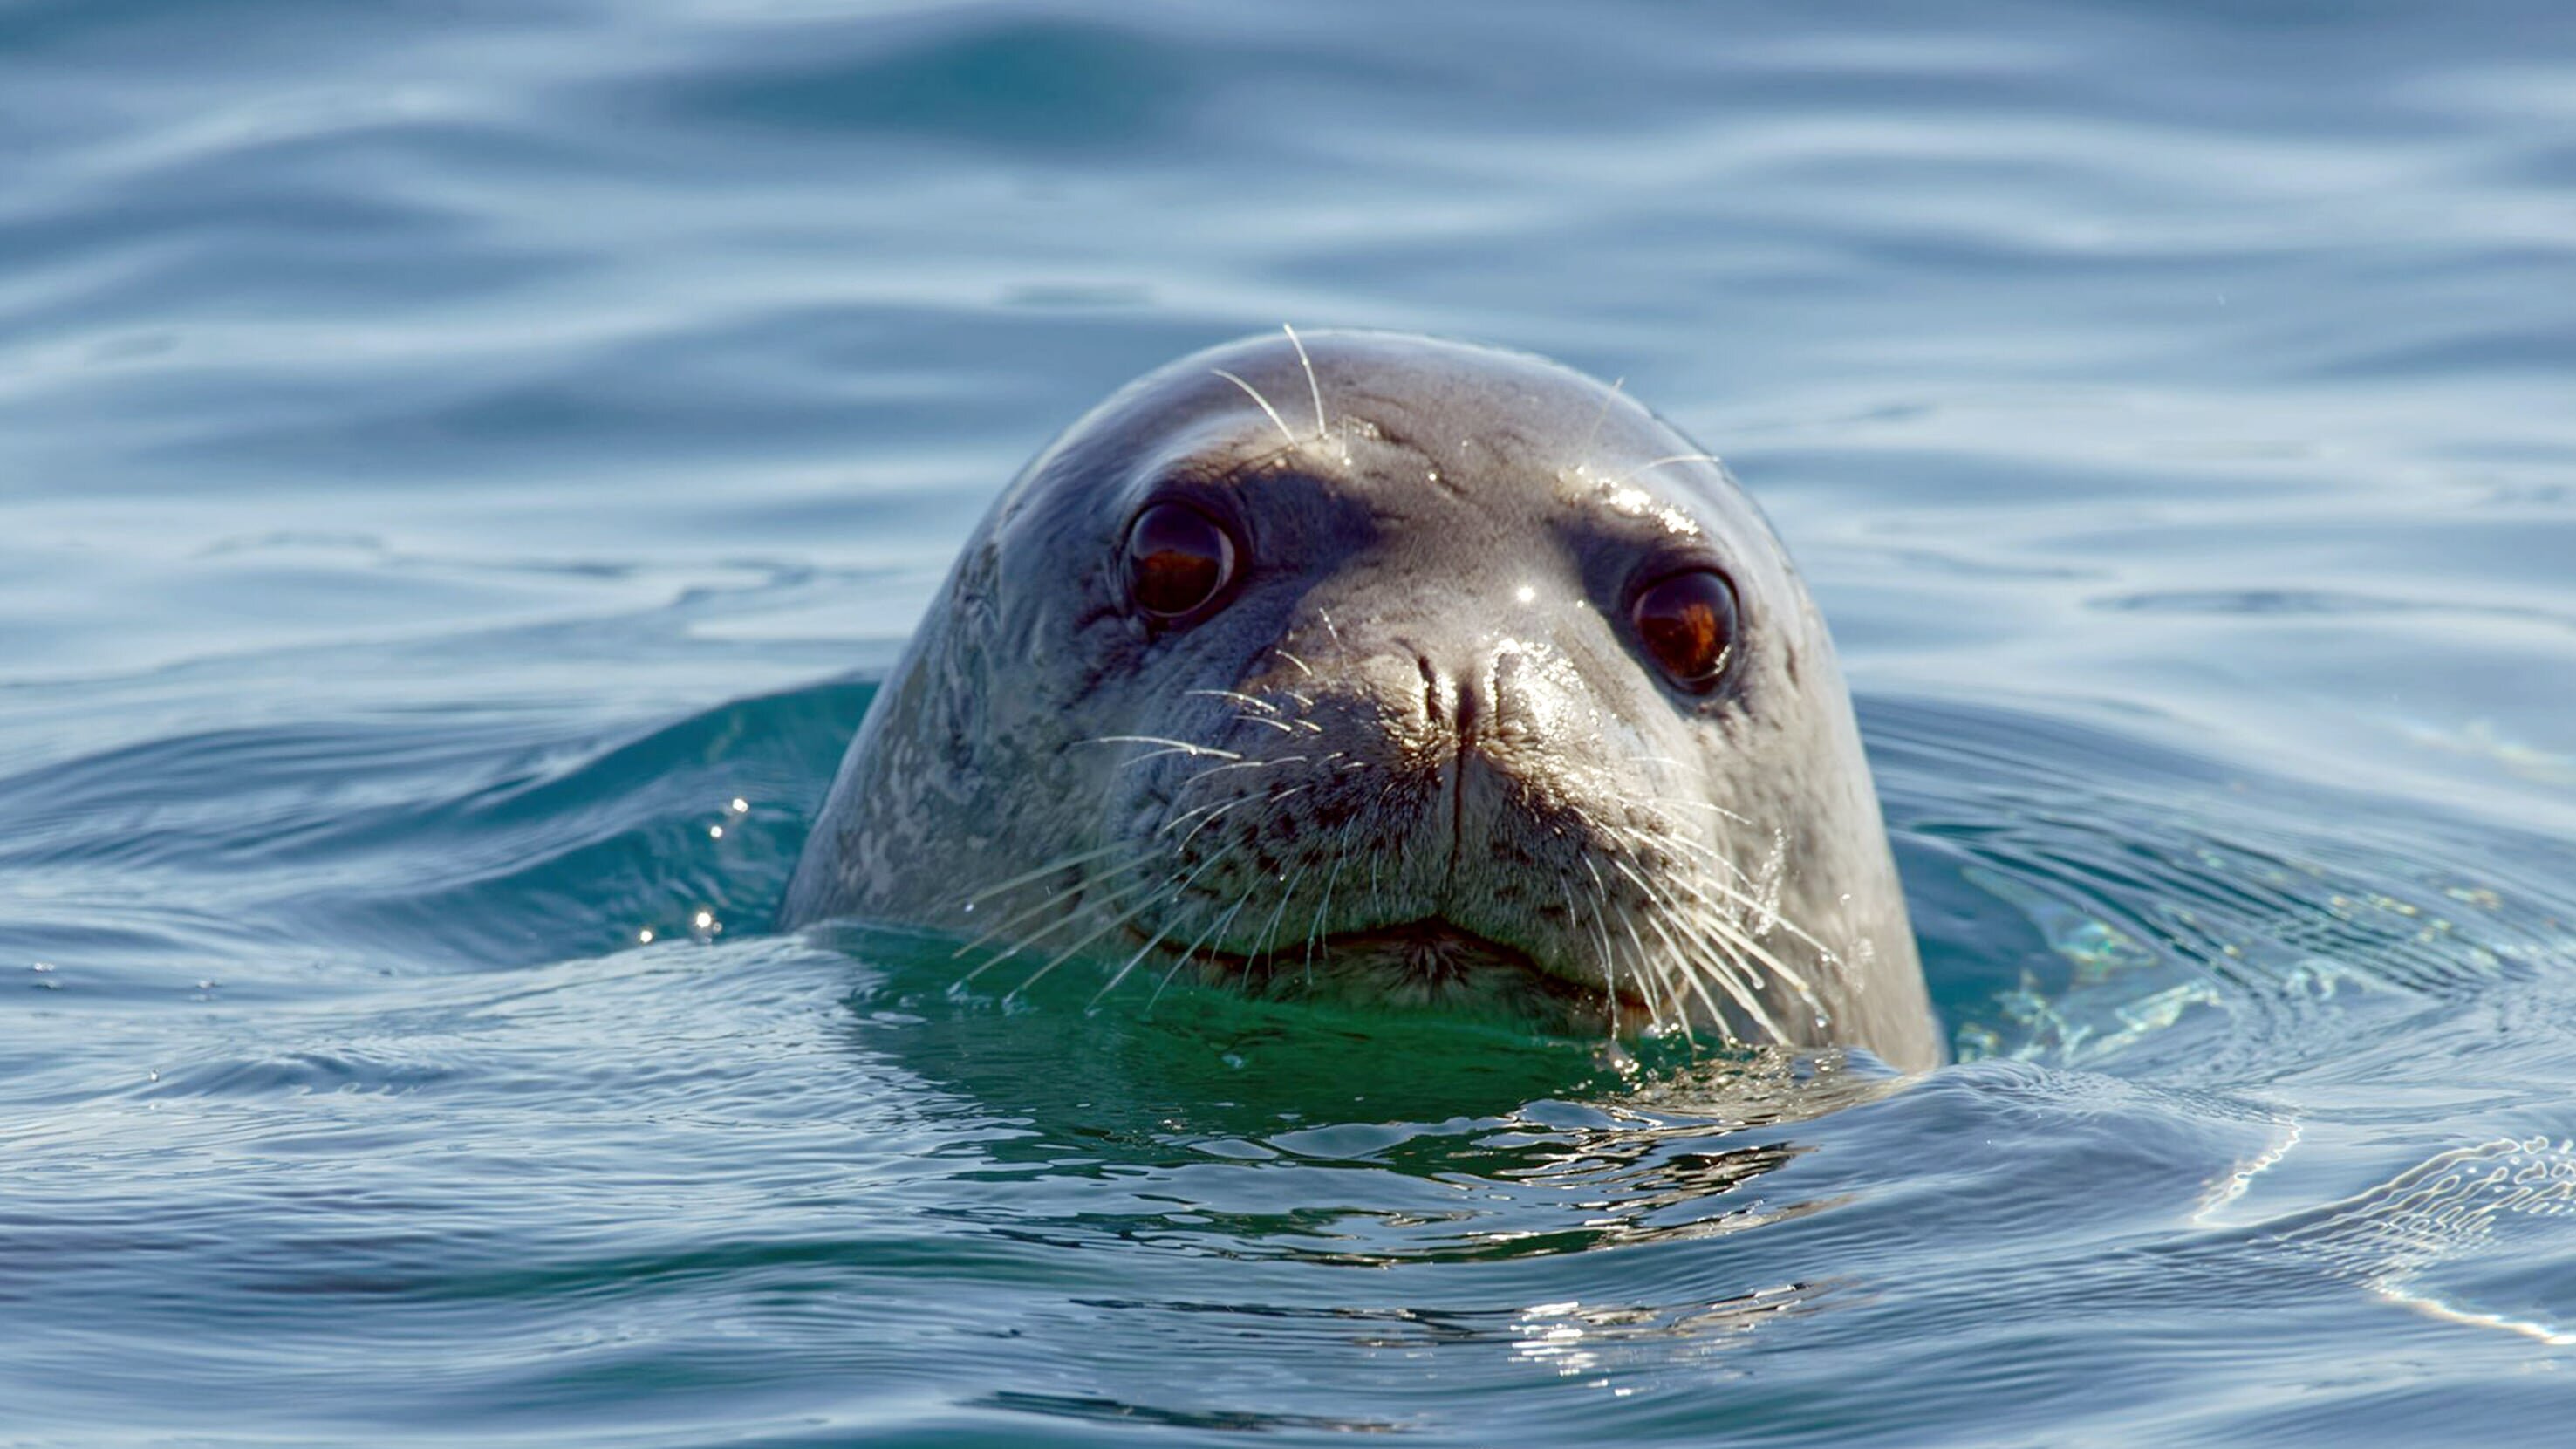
[6,1,2576,1444]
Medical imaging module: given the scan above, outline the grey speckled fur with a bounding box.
[784,331,1941,1070]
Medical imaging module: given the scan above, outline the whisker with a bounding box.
[1153,751,1313,812]
[1281,324,1328,441]
[1174,755,1311,784]
[1090,911,1185,1006]
[1574,375,1626,464]
[1171,796,1258,851]
[1249,862,1311,974]
[1006,884,1183,999]
[1185,688,1281,716]
[1145,894,1254,1014]
[1078,734,1241,759]
[1659,871,1830,1005]
[1211,367,1299,450]
[1004,843,1235,994]
[958,869,1162,981]
[1584,858,1680,1033]
[953,857,1157,962]
[1561,871,1621,1047]
[1603,452,1725,494]
[1622,859,1790,1046]
[1698,909,1828,1022]
[1303,844,1354,991]
[1630,876,1743,1033]
[957,842,1140,908]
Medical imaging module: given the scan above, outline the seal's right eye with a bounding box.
[1124,502,1238,620]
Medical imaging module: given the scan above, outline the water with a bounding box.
[6,1,2576,1443]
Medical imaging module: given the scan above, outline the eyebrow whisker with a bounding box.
[1282,323,1328,441]
[1211,368,1300,450]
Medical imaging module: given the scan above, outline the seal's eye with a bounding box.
[1630,569,1738,690]
[1124,502,1238,619]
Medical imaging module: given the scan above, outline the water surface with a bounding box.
[7,2,2576,1444]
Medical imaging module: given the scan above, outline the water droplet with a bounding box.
[728,797,749,814]
[708,825,724,839]
[637,928,655,944]
[694,910,715,930]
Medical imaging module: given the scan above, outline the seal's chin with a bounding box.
[1189,917,1629,1027]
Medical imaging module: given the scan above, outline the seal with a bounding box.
[783,330,1942,1070]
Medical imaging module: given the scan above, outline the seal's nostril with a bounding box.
[1417,653,1442,727]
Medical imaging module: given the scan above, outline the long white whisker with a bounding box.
[1561,872,1620,1046]
[1171,755,1311,786]
[958,871,1161,981]
[1171,796,1257,851]
[1076,735,1241,761]
[1004,838,1239,995]
[1575,866,1628,1030]
[1145,894,1254,1014]
[1303,843,1354,991]
[1575,375,1626,463]
[1186,689,1281,716]
[1659,871,1829,1005]
[1090,912,1184,1006]
[957,843,1138,908]
[1211,368,1299,450]
[1282,323,1327,441]
[1584,858,1681,1033]
[1251,862,1310,974]
[953,856,1156,961]
[1001,883,1186,997]
[1621,858,1790,1046]
[1623,794,1756,827]
[1606,804,1758,887]
[1604,452,1725,494]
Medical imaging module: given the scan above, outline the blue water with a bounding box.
[7,1,2576,1443]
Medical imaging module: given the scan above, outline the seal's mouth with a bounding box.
[1308,919,1541,979]
[1180,917,1535,981]
[1169,916,1639,1026]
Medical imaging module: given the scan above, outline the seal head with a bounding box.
[784,331,1941,1070]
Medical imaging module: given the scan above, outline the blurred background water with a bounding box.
[5,1,2576,1444]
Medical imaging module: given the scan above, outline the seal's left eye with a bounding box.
[1630,569,1738,690]
[1124,502,1238,619]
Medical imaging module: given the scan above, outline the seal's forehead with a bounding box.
[1170,330,1636,448]
[1108,331,1757,543]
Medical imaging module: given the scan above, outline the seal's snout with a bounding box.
[1165,621,1636,975]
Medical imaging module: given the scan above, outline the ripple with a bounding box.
[9,0,2576,1442]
